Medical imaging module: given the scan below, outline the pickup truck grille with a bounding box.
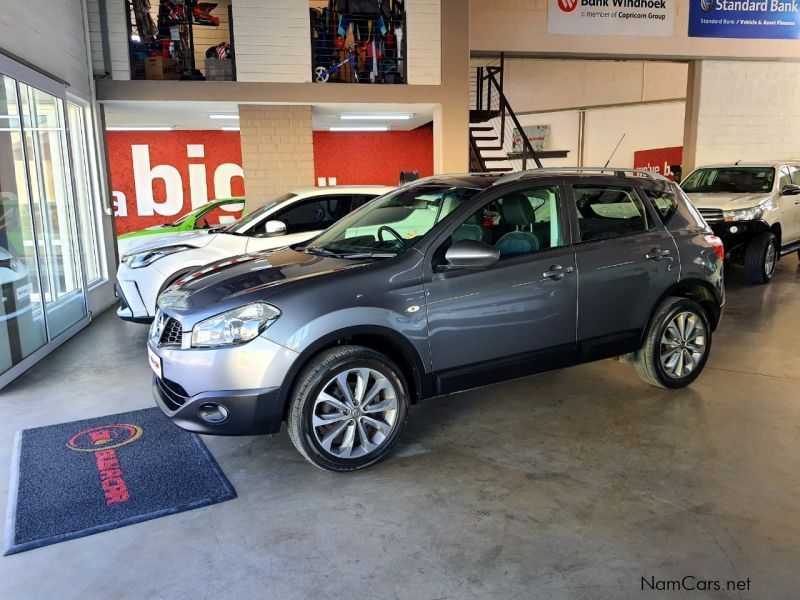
[698,208,724,224]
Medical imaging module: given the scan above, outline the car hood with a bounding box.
[685,192,773,210]
[119,230,216,256]
[160,247,373,318]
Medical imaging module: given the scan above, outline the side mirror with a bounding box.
[444,239,500,270]
[780,184,800,196]
[263,220,287,237]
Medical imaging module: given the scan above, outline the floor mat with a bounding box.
[3,407,236,555]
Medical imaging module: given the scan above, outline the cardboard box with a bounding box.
[144,57,180,80]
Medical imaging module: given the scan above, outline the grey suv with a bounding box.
[149,170,725,471]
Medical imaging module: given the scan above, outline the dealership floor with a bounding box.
[2,261,800,599]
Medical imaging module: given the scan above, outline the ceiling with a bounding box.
[102,101,435,131]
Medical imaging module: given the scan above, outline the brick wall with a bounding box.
[693,61,800,165]
[238,105,315,208]
[86,0,130,80]
[406,0,441,85]
[231,0,311,83]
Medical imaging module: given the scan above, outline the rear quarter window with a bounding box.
[644,187,678,225]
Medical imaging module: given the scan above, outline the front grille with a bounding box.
[156,377,189,411]
[698,208,724,224]
[159,317,183,347]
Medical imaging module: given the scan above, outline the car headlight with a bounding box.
[190,302,280,348]
[124,245,194,269]
[723,199,773,222]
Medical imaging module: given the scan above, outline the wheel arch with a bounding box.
[641,279,723,342]
[277,325,430,422]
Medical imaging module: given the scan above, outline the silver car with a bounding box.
[149,170,725,471]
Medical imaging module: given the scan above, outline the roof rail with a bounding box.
[492,167,672,185]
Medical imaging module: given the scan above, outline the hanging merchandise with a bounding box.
[345,0,385,17]
[159,0,187,26]
[133,0,158,39]
[193,3,220,26]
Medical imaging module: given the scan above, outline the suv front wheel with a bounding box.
[633,297,712,389]
[287,345,409,471]
[744,231,778,284]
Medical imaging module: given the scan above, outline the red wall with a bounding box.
[108,126,433,235]
[313,125,433,185]
[633,146,683,181]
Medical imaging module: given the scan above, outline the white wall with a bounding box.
[86,0,130,80]
[503,59,687,113]
[471,0,800,60]
[0,0,94,96]
[692,61,800,166]
[516,101,686,168]
[406,0,441,85]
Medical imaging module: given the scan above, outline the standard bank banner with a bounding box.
[689,0,800,38]
[548,0,674,36]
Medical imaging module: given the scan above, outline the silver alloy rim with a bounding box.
[659,311,707,379]
[312,368,398,459]
[765,239,777,278]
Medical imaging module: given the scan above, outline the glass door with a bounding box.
[18,83,87,338]
[0,74,48,374]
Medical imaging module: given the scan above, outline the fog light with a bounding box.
[198,403,229,424]
[729,225,739,234]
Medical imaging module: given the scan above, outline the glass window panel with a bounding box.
[0,74,47,375]
[67,102,101,284]
[19,83,86,338]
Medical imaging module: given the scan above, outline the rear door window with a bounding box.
[571,185,650,242]
[272,195,353,234]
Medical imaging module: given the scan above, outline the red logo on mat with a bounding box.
[67,424,143,506]
[558,0,579,12]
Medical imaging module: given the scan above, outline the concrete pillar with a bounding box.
[238,105,315,210]
[681,61,701,175]
[432,0,469,174]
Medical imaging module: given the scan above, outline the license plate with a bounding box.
[147,345,162,379]
[16,283,32,302]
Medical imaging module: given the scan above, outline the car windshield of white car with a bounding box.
[681,168,774,194]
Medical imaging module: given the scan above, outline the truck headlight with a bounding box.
[723,199,773,223]
[190,302,280,348]
[125,245,194,269]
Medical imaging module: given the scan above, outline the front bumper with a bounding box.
[148,333,299,435]
[153,375,282,435]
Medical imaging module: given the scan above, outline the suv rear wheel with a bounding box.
[287,345,409,471]
[633,297,712,389]
[744,231,778,284]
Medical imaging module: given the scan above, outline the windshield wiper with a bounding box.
[302,246,344,258]
[336,252,397,259]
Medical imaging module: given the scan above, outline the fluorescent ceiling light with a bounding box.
[209,113,239,120]
[330,126,389,132]
[221,126,240,131]
[339,114,412,120]
[106,125,173,131]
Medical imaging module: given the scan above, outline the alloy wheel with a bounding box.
[312,368,398,459]
[765,239,777,278]
[659,311,707,379]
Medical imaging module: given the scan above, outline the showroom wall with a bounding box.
[685,60,800,169]
[470,0,800,60]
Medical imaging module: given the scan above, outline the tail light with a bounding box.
[704,234,725,261]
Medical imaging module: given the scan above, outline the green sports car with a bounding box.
[117,197,246,255]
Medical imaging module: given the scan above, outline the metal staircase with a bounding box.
[469,54,543,173]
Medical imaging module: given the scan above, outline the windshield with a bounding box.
[168,204,208,227]
[224,193,295,233]
[306,184,481,256]
[681,167,774,194]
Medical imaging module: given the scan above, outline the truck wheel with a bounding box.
[633,296,712,389]
[287,345,409,472]
[744,231,778,284]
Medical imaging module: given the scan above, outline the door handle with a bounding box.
[542,264,574,280]
[645,248,672,260]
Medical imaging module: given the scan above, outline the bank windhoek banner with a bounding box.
[548,0,675,36]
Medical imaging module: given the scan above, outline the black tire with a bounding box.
[744,231,778,284]
[633,296,712,389]
[287,345,409,472]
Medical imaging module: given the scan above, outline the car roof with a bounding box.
[696,161,800,169]
[290,185,396,199]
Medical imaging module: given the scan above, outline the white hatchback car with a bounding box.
[115,186,394,322]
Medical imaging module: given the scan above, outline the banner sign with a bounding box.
[633,146,683,180]
[548,0,675,36]
[511,125,550,154]
[688,0,800,39]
